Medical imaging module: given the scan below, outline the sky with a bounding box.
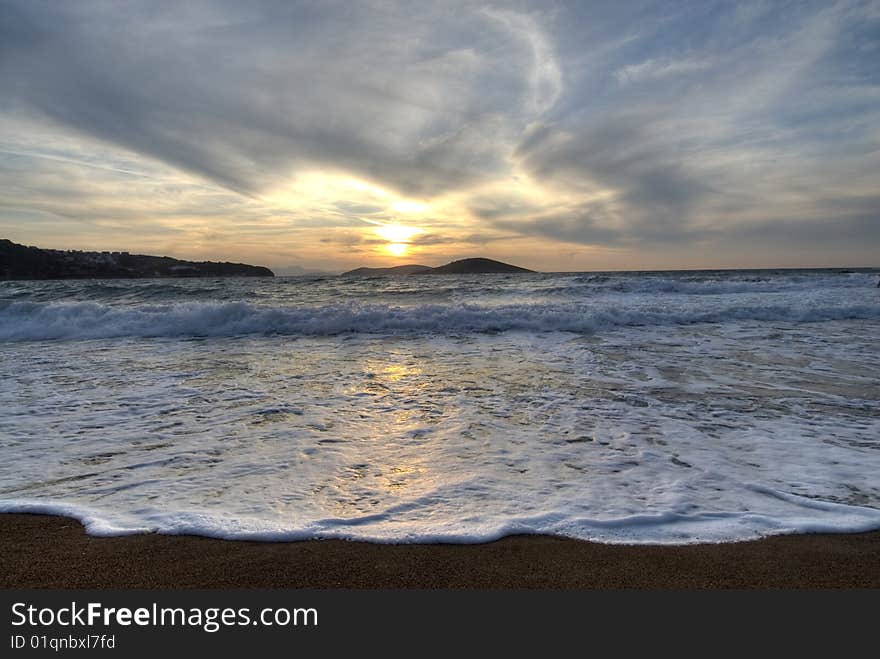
[1,0,878,273]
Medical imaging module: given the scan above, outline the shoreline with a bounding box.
[2,513,878,589]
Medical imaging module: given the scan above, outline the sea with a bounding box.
[1,268,879,544]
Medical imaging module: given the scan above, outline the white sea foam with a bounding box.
[3,492,880,544]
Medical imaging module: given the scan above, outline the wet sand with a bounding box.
[2,514,878,588]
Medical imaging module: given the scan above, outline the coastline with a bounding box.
[2,513,878,589]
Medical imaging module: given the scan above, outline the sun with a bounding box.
[373,224,422,258]
[374,224,421,243]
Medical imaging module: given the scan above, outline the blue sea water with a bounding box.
[1,268,879,543]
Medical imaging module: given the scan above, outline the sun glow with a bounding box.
[390,199,429,214]
[373,223,423,257]
[374,223,422,243]
[262,171,458,260]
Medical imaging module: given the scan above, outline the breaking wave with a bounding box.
[2,299,879,340]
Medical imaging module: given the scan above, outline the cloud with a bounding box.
[511,113,716,244]
[495,0,880,257]
[0,1,561,198]
[482,7,563,114]
[615,56,712,85]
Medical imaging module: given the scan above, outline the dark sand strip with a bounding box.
[2,514,878,588]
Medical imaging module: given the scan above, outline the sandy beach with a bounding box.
[2,513,878,589]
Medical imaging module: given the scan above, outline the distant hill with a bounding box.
[427,258,533,274]
[0,239,274,280]
[341,264,432,277]
[341,257,533,277]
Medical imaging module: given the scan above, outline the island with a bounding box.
[0,239,274,279]
[341,257,533,277]
[341,264,433,277]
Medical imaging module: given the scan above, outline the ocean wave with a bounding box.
[1,299,879,340]
[568,272,879,296]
